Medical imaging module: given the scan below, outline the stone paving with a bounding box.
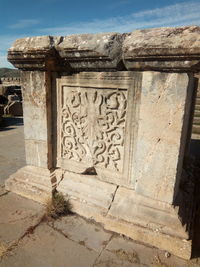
[0,191,200,267]
[0,117,200,266]
[0,117,25,185]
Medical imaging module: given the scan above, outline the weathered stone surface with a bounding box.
[22,71,48,141]
[0,185,7,196]
[5,166,52,204]
[8,26,200,71]
[56,71,141,187]
[134,72,194,203]
[52,215,112,252]
[57,171,117,216]
[123,26,200,70]
[56,33,124,70]
[6,26,199,260]
[96,236,189,267]
[8,36,63,70]
[0,224,98,267]
[107,187,188,239]
[25,140,48,168]
[0,192,44,247]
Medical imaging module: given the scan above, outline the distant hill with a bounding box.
[0,68,20,78]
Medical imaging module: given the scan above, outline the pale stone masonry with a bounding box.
[5,26,200,259]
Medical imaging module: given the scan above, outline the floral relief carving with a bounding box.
[61,87,127,172]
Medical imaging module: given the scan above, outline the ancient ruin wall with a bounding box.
[5,26,200,259]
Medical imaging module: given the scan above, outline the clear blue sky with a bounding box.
[1,0,200,68]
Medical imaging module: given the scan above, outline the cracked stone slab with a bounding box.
[0,192,44,247]
[0,186,8,197]
[95,236,190,267]
[51,214,112,252]
[57,171,117,217]
[0,223,98,267]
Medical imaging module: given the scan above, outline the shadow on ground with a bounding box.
[0,117,23,131]
[190,139,200,259]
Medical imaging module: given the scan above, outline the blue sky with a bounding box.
[0,0,200,68]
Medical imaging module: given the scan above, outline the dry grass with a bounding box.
[46,191,72,219]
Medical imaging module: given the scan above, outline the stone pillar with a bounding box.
[5,27,200,259]
[5,36,70,202]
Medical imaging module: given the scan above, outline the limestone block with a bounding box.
[22,71,48,141]
[123,26,200,71]
[5,166,52,204]
[56,33,124,70]
[25,140,48,168]
[107,187,188,239]
[8,36,63,70]
[133,72,193,203]
[52,215,112,253]
[56,71,141,187]
[57,171,117,216]
[0,192,44,247]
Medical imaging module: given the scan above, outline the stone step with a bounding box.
[194,104,200,111]
[195,98,200,105]
[192,125,200,134]
[193,117,200,124]
[194,110,200,117]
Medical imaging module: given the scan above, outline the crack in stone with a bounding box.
[106,185,119,216]
[92,233,115,267]
[0,214,45,260]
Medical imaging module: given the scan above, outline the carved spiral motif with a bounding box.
[61,88,127,172]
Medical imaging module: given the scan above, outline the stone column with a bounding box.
[5,27,200,259]
[5,36,70,202]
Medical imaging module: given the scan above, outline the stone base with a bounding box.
[6,168,193,259]
[5,166,52,204]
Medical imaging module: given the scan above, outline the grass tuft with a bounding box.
[46,191,72,219]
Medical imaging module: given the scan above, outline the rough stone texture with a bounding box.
[6,26,200,260]
[57,171,117,216]
[56,33,124,70]
[5,166,52,204]
[123,26,200,71]
[8,26,200,72]
[108,187,188,239]
[52,215,112,252]
[22,71,48,141]
[0,185,7,196]
[134,72,193,203]
[0,224,98,267]
[0,192,44,248]
[104,187,191,260]
[95,236,189,267]
[8,36,63,70]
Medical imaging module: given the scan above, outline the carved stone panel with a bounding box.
[57,72,142,187]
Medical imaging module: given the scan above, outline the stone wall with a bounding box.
[5,26,200,259]
[0,77,21,87]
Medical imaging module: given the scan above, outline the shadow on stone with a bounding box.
[191,157,200,258]
[0,117,23,130]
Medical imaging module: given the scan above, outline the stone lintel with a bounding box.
[123,26,200,71]
[55,32,125,71]
[8,36,70,71]
[8,26,200,72]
